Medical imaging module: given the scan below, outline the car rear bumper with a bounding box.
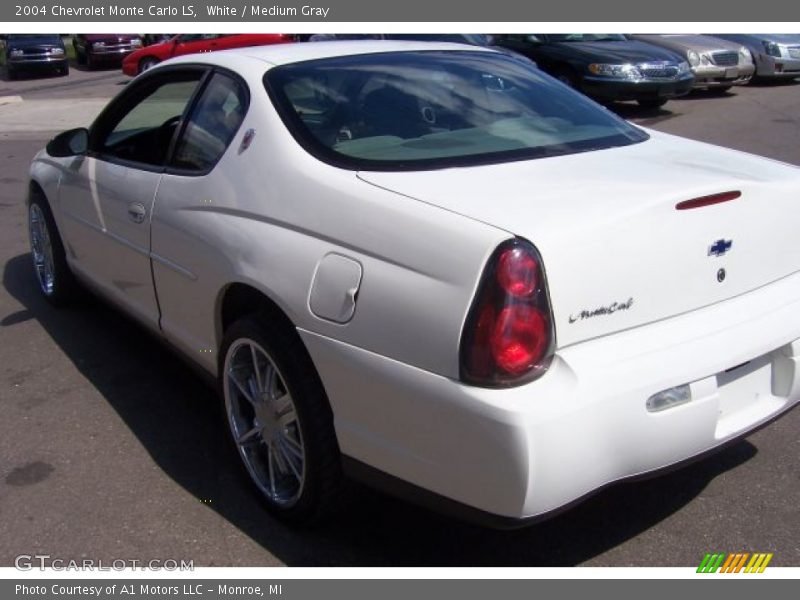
[300,269,800,523]
[582,75,694,101]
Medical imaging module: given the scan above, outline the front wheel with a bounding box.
[637,98,668,109]
[138,57,160,74]
[28,194,77,306]
[220,315,343,524]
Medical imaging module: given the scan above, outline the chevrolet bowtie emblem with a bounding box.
[708,239,733,257]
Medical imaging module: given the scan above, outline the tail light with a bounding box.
[460,238,554,387]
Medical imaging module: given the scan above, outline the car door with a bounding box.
[170,34,223,57]
[57,67,207,328]
[149,70,249,367]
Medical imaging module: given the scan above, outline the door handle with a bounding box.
[127,202,147,224]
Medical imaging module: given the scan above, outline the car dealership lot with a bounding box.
[0,66,799,567]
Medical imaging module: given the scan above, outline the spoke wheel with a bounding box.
[219,315,343,523]
[224,339,306,507]
[27,194,76,306]
[29,203,55,296]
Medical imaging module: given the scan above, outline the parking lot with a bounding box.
[1,60,799,567]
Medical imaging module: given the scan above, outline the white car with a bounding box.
[26,41,800,527]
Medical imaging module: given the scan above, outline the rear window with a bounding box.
[264,50,648,171]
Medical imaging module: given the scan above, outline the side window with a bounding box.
[170,72,248,172]
[97,73,203,167]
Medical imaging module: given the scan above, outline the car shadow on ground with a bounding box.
[747,77,800,87]
[0,66,68,83]
[2,252,757,566]
[607,102,677,123]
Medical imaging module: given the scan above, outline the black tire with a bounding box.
[637,98,669,109]
[219,314,344,525]
[27,191,78,307]
[86,52,96,70]
[6,66,16,80]
[76,48,86,65]
[138,57,160,74]
[59,64,69,77]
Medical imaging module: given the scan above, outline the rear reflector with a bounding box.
[676,191,741,210]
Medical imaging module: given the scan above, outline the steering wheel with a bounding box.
[156,115,183,154]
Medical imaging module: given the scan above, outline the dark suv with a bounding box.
[2,34,68,79]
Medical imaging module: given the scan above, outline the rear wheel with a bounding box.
[28,193,78,306]
[220,315,343,524]
[637,98,668,109]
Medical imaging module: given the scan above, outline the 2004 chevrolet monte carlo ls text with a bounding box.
[25,41,800,527]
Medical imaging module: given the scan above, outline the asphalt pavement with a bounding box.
[0,62,799,567]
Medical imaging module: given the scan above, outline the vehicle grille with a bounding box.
[640,65,679,79]
[712,51,739,66]
[23,46,55,56]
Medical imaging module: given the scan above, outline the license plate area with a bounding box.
[725,67,739,78]
[713,351,787,439]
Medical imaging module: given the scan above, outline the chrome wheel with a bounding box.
[223,338,305,507]
[29,203,55,296]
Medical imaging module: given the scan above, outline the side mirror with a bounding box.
[525,35,544,45]
[46,128,89,157]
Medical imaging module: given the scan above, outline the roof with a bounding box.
[164,39,496,70]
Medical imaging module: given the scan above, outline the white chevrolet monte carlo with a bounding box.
[26,41,800,527]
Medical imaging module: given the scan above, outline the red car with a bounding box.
[121,34,293,76]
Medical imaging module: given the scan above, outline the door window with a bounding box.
[94,72,204,167]
[170,72,248,172]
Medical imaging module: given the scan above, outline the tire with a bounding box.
[637,98,669,109]
[6,66,17,80]
[86,53,96,70]
[27,192,78,307]
[138,57,160,74]
[75,43,86,65]
[59,64,69,77]
[219,314,343,524]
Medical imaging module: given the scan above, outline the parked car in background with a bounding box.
[122,34,293,76]
[710,34,800,80]
[494,34,693,108]
[630,34,754,92]
[27,42,800,526]
[2,34,68,79]
[73,34,143,69]
[305,33,492,45]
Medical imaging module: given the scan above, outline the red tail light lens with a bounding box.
[460,239,554,387]
[497,247,538,297]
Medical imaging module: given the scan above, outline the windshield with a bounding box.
[7,34,62,42]
[265,51,647,171]
[547,34,628,42]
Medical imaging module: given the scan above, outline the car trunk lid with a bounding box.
[358,131,800,348]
